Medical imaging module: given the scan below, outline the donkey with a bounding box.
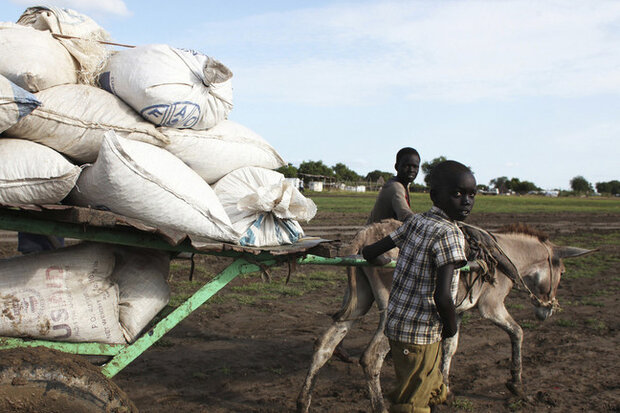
[297,219,593,413]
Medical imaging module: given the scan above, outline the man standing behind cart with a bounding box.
[367,147,420,224]
[334,147,420,362]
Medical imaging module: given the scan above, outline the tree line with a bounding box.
[277,157,619,195]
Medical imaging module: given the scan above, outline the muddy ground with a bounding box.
[1,210,619,412]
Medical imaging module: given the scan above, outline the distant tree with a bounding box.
[298,160,334,178]
[570,176,593,193]
[421,156,447,187]
[276,163,298,178]
[477,184,489,191]
[410,183,427,193]
[489,176,509,193]
[332,162,362,182]
[365,169,393,183]
[509,178,540,194]
[596,180,620,195]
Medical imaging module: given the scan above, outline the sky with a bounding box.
[2,0,619,190]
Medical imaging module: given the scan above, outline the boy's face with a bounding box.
[395,154,420,185]
[433,172,477,221]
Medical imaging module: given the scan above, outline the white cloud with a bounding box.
[192,0,620,105]
[10,0,130,17]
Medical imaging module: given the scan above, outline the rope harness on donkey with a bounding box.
[458,222,560,311]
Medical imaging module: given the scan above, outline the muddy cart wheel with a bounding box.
[0,347,137,413]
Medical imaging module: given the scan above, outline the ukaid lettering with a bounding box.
[0,243,126,344]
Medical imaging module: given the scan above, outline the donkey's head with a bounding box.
[495,225,594,321]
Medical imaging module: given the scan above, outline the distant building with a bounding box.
[345,185,366,192]
[309,181,323,192]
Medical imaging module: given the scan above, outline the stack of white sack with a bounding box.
[214,167,317,247]
[100,44,233,130]
[68,131,239,242]
[16,5,112,87]
[111,246,171,343]
[163,120,286,184]
[0,138,81,205]
[0,5,314,246]
[0,22,78,92]
[0,74,40,133]
[3,84,169,163]
[0,242,170,344]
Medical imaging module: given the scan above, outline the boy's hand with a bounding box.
[366,252,391,266]
[361,245,374,262]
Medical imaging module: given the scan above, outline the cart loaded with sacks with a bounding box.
[0,204,385,412]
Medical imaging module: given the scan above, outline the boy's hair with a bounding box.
[395,147,420,165]
[429,160,473,190]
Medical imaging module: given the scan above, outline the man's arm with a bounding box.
[391,184,414,221]
[434,263,457,339]
[362,236,396,265]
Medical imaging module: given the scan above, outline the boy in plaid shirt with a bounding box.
[362,160,477,413]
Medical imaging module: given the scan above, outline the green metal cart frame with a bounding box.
[0,205,393,379]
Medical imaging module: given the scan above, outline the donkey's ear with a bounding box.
[553,246,596,259]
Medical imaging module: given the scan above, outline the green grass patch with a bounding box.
[508,398,527,411]
[451,397,474,411]
[460,312,472,326]
[507,303,525,310]
[563,254,619,280]
[308,192,620,215]
[585,318,607,332]
[555,319,576,328]
[521,321,538,329]
[579,298,605,307]
[168,279,204,307]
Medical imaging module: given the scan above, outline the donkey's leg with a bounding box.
[440,313,463,395]
[360,318,390,413]
[359,267,392,413]
[297,319,357,413]
[297,267,376,413]
[478,301,524,396]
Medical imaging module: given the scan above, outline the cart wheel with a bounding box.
[0,347,137,412]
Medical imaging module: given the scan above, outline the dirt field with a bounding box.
[1,210,618,412]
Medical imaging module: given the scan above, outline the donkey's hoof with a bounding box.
[505,381,531,402]
[506,381,524,396]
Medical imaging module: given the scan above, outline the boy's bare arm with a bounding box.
[434,263,458,339]
[361,236,396,265]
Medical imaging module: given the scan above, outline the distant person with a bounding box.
[334,147,420,362]
[18,233,64,254]
[367,147,420,224]
[362,160,476,413]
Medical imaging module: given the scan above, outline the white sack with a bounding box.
[213,167,317,246]
[0,74,40,133]
[164,120,286,184]
[112,247,170,343]
[4,84,169,163]
[0,139,81,205]
[0,243,125,344]
[17,6,111,87]
[0,23,77,92]
[100,44,233,130]
[69,131,239,242]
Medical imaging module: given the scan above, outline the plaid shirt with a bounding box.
[386,206,466,345]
